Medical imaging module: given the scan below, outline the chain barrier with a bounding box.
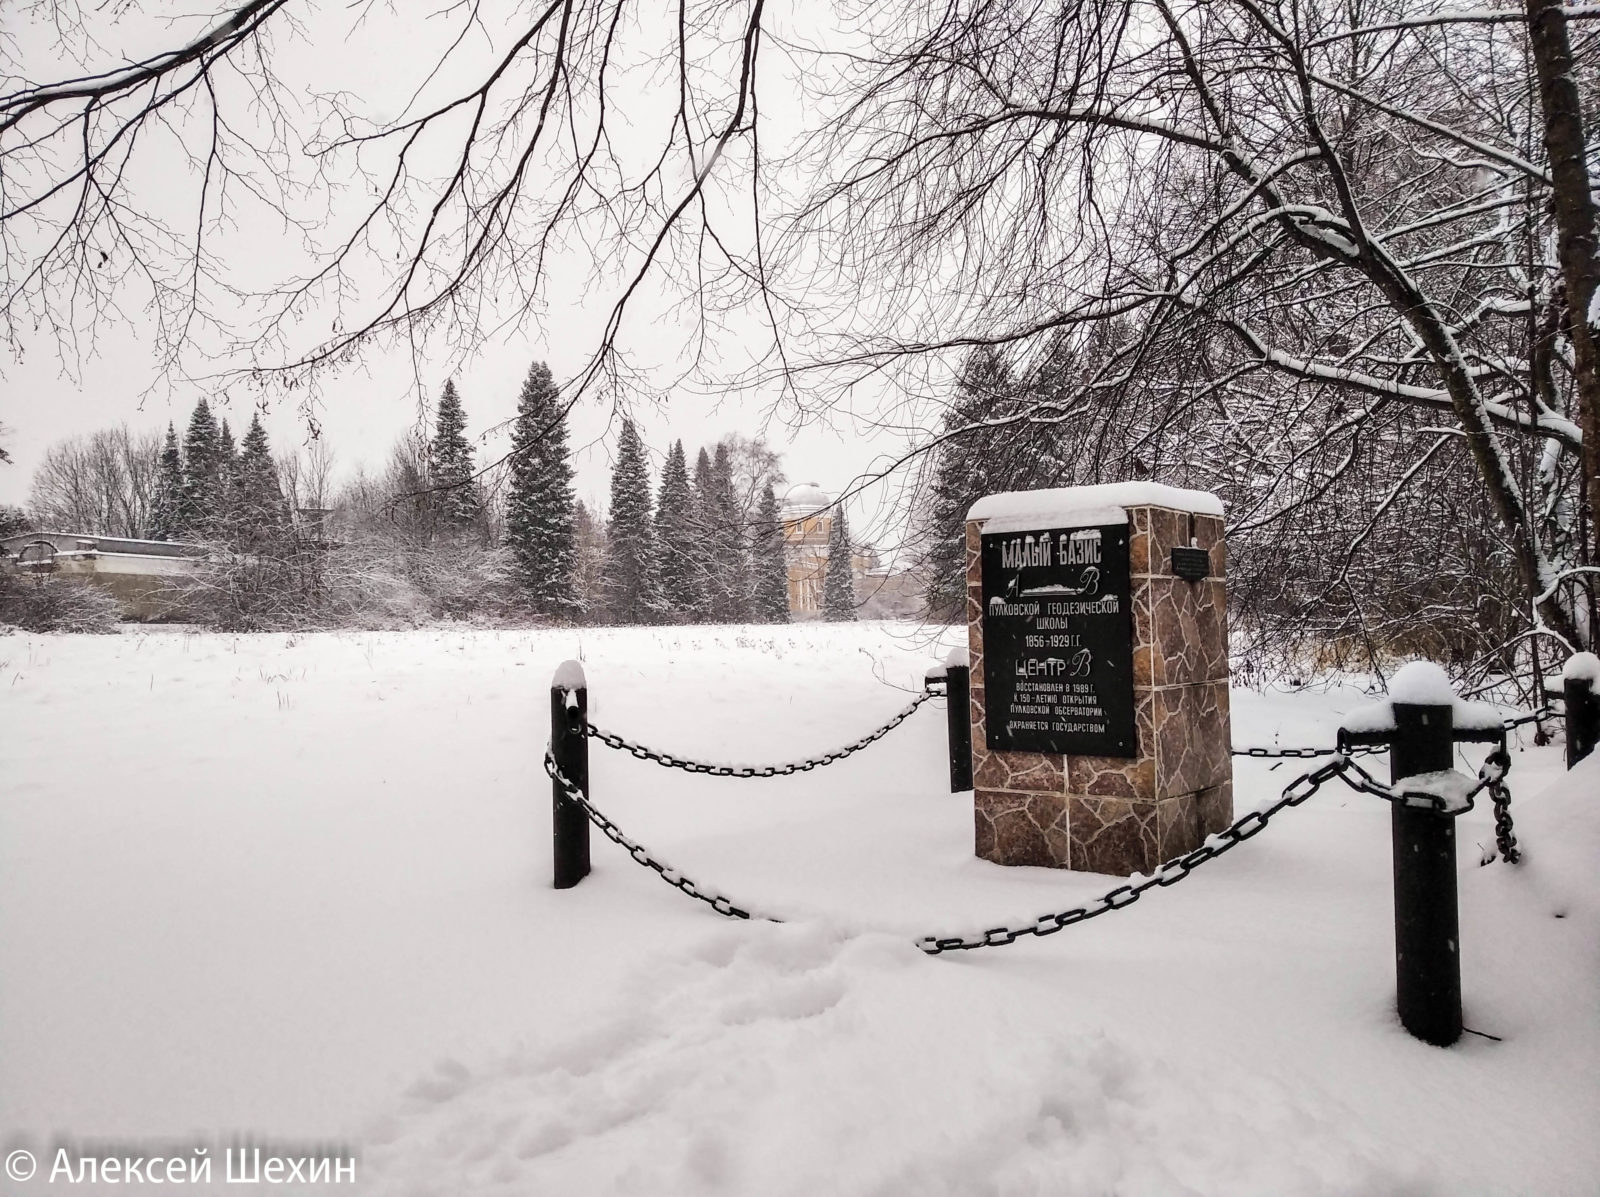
[552,708,1536,953]
[545,751,765,922]
[585,691,934,778]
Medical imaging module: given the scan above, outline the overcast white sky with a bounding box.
[0,0,946,550]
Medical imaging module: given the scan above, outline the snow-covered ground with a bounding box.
[1,624,1595,1195]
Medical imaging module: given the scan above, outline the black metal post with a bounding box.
[1389,701,1461,1047]
[551,667,591,890]
[1565,668,1598,769]
[946,663,973,793]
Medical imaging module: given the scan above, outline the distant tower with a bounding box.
[779,483,833,617]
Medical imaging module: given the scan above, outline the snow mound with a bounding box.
[1506,752,1600,923]
[1387,660,1455,705]
[1561,651,1599,684]
[359,923,1424,1197]
[1341,660,1505,733]
[552,658,588,690]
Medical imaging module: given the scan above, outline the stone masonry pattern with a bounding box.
[968,505,1233,876]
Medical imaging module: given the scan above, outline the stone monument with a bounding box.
[964,484,1231,875]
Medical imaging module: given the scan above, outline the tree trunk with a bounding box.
[1527,0,1600,628]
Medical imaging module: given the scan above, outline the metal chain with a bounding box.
[546,741,1523,955]
[1233,702,1548,760]
[586,691,934,778]
[546,744,1350,952]
[1477,747,1520,863]
[917,756,1355,953]
[544,750,767,922]
[1331,754,1485,815]
[1502,705,1554,731]
[1232,743,1384,759]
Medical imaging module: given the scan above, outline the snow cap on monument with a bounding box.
[966,482,1224,530]
[552,659,587,690]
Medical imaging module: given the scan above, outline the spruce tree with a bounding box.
[178,398,222,536]
[823,502,857,622]
[654,439,701,621]
[218,419,239,476]
[429,379,481,531]
[711,442,751,622]
[233,414,288,548]
[151,423,184,540]
[572,500,608,617]
[689,447,718,622]
[750,482,790,622]
[924,346,1016,618]
[601,419,661,624]
[504,361,579,617]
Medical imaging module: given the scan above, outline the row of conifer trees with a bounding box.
[147,362,857,625]
[151,401,289,547]
[505,363,855,624]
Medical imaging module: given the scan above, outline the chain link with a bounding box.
[917,756,1355,953]
[1501,705,1555,731]
[545,751,768,923]
[1331,754,1488,815]
[1232,743,1384,759]
[586,691,934,778]
[1477,747,1520,864]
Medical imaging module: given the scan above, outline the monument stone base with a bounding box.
[965,485,1233,876]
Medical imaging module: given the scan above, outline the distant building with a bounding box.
[777,484,921,619]
[1,532,205,621]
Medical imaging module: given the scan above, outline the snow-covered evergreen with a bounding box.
[150,423,184,541]
[823,503,856,622]
[710,443,752,622]
[218,419,239,479]
[923,347,1022,619]
[602,420,661,624]
[429,380,481,531]
[750,483,790,623]
[232,413,288,547]
[504,362,579,618]
[690,447,719,623]
[654,440,701,621]
[178,399,223,536]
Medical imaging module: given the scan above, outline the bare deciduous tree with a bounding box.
[793,0,1599,660]
[28,425,163,536]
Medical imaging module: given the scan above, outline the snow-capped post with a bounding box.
[551,660,591,889]
[1562,652,1600,769]
[940,647,973,792]
[963,485,1231,874]
[1388,689,1462,1049]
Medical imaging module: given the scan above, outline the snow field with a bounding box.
[1,624,1596,1195]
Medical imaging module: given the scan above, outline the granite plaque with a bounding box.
[979,522,1136,756]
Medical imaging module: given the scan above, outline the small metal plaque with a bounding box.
[1171,545,1209,581]
[979,522,1136,757]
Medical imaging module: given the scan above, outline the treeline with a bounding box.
[10,361,832,630]
[917,339,1536,679]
